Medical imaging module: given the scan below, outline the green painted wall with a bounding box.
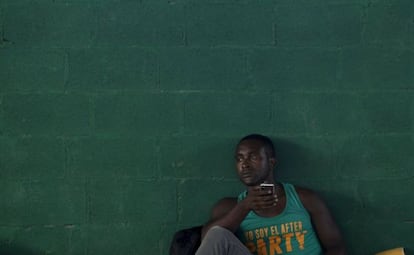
[0,0,413,254]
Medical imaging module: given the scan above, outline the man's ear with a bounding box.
[269,157,277,168]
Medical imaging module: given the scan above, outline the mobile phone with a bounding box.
[260,183,274,194]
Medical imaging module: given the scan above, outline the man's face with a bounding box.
[235,139,275,186]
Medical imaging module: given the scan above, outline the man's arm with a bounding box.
[201,187,277,239]
[297,187,347,255]
[200,197,248,239]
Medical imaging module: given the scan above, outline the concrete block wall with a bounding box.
[0,0,413,254]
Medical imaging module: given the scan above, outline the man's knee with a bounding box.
[204,226,235,240]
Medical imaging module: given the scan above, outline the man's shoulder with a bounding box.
[289,185,326,214]
[213,197,238,208]
[290,185,317,197]
[210,197,237,220]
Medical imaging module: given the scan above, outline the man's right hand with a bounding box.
[242,186,278,211]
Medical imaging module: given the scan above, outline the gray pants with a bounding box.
[195,226,252,255]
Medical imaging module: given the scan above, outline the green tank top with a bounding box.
[236,183,323,255]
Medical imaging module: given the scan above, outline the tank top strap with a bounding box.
[237,190,247,202]
[282,183,306,211]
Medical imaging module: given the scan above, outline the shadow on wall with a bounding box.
[272,138,304,170]
[270,138,356,252]
[271,137,319,180]
[0,243,39,255]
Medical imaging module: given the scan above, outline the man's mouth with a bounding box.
[240,172,252,179]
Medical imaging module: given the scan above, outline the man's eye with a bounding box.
[250,155,257,160]
[236,157,243,162]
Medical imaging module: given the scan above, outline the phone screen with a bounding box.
[260,183,274,194]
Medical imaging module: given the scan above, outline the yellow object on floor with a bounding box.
[375,247,405,255]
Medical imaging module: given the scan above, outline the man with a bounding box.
[196,134,346,255]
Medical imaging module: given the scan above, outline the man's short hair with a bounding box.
[238,134,275,158]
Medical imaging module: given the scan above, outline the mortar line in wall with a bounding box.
[243,48,255,91]
[157,172,413,183]
[279,176,414,183]
[0,9,13,48]
[85,176,91,224]
[84,175,91,255]
[155,136,162,180]
[0,9,3,43]
[0,223,84,228]
[360,0,369,47]
[2,88,414,96]
[175,180,180,225]
[178,179,187,225]
[268,95,273,124]
[63,137,68,180]
[183,22,188,47]
[156,54,161,91]
[88,95,96,136]
[0,93,3,126]
[89,88,414,95]
[3,132,413,141]
[63,50,69,91]
[1,176,85,183]
[182,96,187,135]
[336,47,344,85]
[12,44,414,51]
[0,91,97,96]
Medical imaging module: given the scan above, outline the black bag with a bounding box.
[169,226,203,255]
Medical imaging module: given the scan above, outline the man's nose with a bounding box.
[241,159,249,169]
